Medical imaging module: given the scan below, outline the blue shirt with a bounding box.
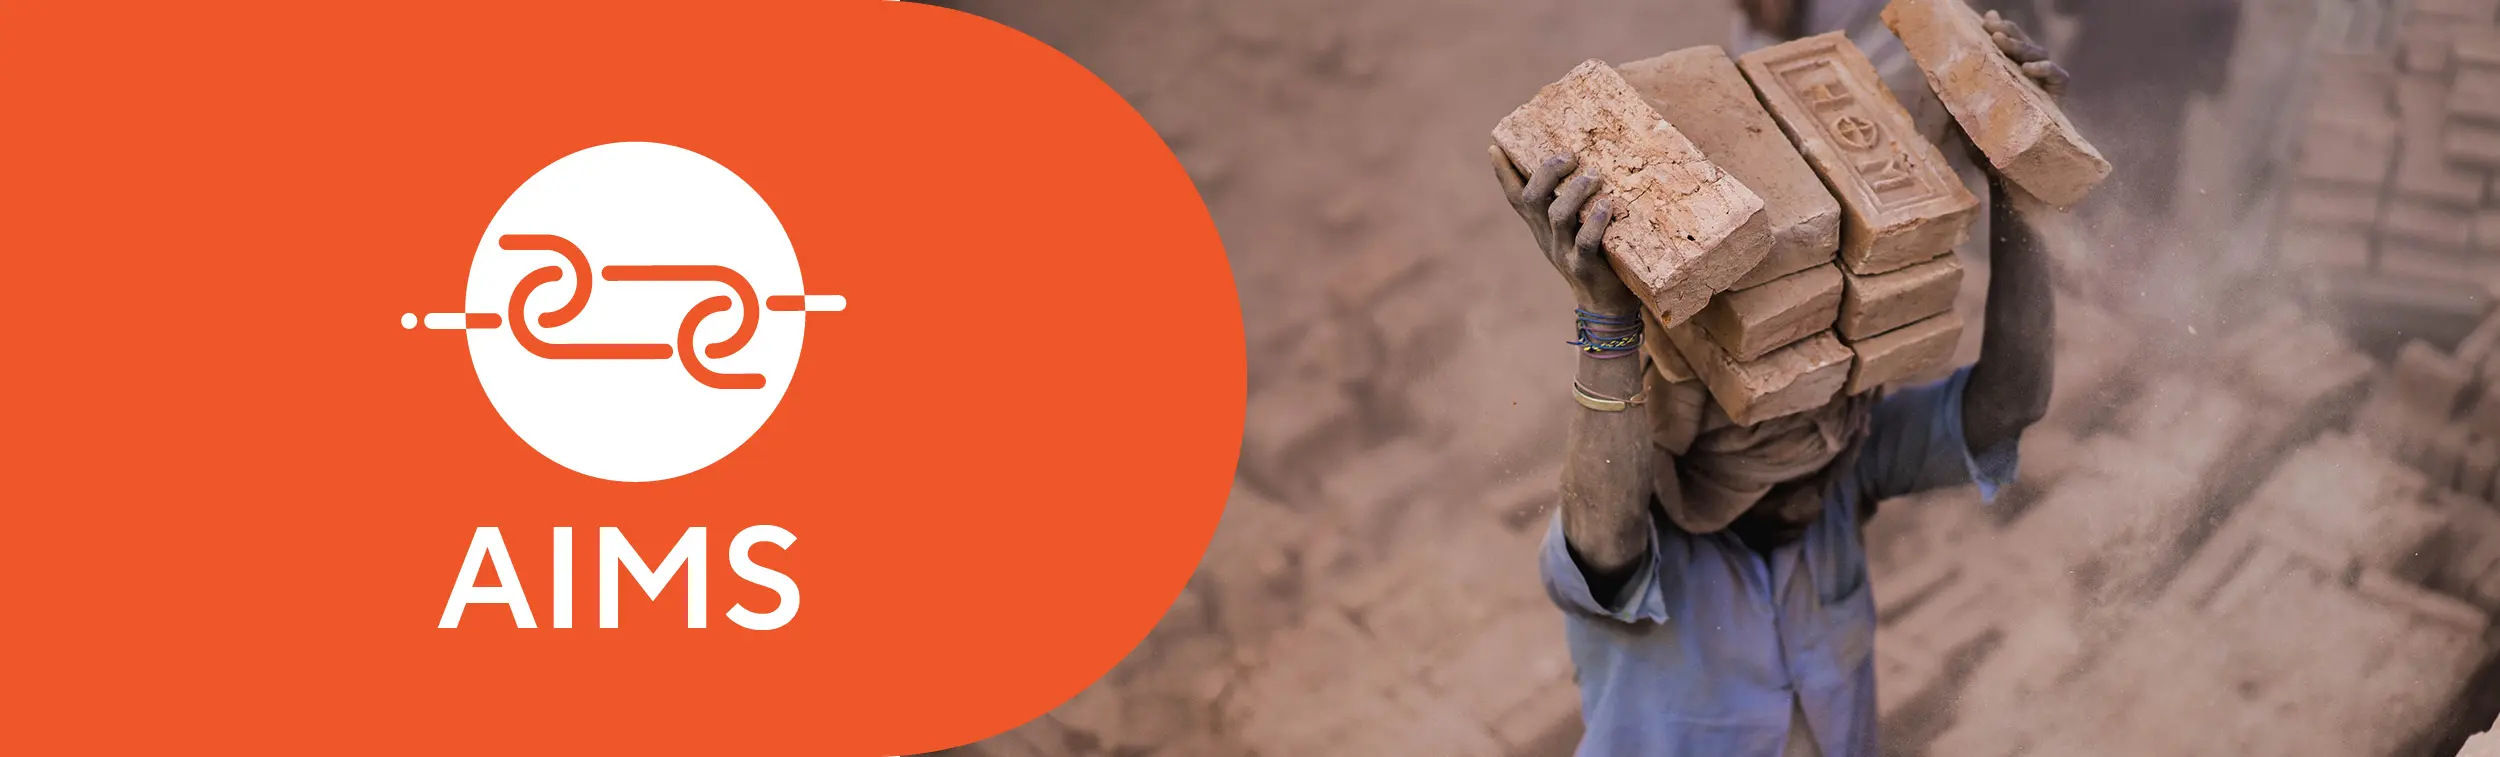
[1539,368,2019,757]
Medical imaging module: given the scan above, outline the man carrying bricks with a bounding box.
[1483,14,2067,757]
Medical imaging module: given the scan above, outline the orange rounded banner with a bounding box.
[0,1,1242,754]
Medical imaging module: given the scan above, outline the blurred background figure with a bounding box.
[2054,0,2242,235]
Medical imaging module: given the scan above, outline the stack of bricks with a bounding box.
[1500,1,2107,428]
[1867,302,2461,756]
[1618,45,1854,427]
[1623,37,1981,427]
[2352,308,2500,502]
[1738,32,1979,405]
[2284,0,2500,319]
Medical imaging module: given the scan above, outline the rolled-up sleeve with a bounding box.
[1852,367,2021,504]
[1539,509,1671,624]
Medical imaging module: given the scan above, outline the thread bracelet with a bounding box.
[1568,307,1642,359]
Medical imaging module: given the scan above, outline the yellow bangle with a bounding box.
[1573,381,1648,412]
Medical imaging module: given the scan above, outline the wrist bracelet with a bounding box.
[1573,380,1648,412]
[1569,308,1643,359]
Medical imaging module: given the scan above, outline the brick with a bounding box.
[2380,155,2480,212]
[2481,211,2500,254]
[2408,43,2450,75]
[2294,112,2400,189]
[1619,47,1843,291]
[1837,251,1960,339]
[2394,340,2473,418]
[1647,374,1708,455]
[2402,73,2454,124]
[1883,0,2110,207]
[2404,22,2456,73]
[2282,228,2373,271]
[1738,33,1979,275]
[2285,183,2386,230]
[1668,323,1850,425]
[1692,262,1843,360]
[1640,309,1695,383]
[2457,69,2500,125]
[1846,310,1962,394]
[2451,122,2500,168]
[1494,60,1773,326]
[2460,28,2500,70]
[1641,311,1696,383]
[2378,242,2499,280]
[2381,199,2479,251]
[2306,86,2396,134]
[2312,52,2400,104]
[2354,569,2491,634]
[2397,77,2489,206]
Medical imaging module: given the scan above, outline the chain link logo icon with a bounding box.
[403,142,845,482]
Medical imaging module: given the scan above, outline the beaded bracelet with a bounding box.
[1567,308,1642,359]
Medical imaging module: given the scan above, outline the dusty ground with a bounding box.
[915,1,2500,755]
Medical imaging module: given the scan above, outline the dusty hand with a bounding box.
[1487,148,1639,313]
[1985,10,2068,95]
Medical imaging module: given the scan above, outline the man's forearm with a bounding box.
[1559,313,1655,593]
[1488,146,1658,594]
[1963,180,2056,452]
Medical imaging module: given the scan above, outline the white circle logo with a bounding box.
[403,142,844,482]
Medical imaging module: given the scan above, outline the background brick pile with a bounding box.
[2290,0,2500,344]
[1867,294,2496,756]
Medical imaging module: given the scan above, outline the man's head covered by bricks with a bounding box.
[1648,365,1878,546]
